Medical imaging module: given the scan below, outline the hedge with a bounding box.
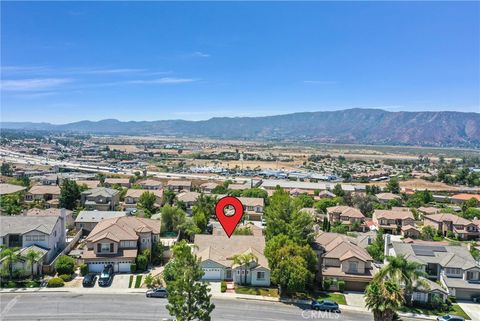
[59,274,73,282]
[221,281,227,293]
[80,264,88,276]
[47,277,65,288]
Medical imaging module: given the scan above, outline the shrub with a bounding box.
[323,278,332,291]
[144,274,153,288]
[134,275,142,288]
[59,274,73,282]
[4,281,17,288]
[221,281,227,293]
[80,264,88,276]
[47,277,65,288]
[337,280,345,293]
[55,255,75,275]
[136,254,148,271]
[447,231,455,239]
[130,263,137,273]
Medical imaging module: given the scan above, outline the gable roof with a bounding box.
[0,216,59,236]
[75,211,127,223]
[81,187,119,197]
[327,206,364,218]
[85,216,161,243]
[125,189,163,198]
[25,208,72,217]
[314,232,372,262]
[0,184,26,195]
[167,180,191,187]
[376,192,401,200]
[425,213,473,226]
[28,185,60,195]
[374,209,414,220]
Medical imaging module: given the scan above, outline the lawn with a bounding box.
[128,275,133,288]
[316,292,347,305]
[134,275,143,288]
[399,304,471,320]
[235,286,279,297]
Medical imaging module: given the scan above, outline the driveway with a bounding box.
[110,274,132,289]
[457,301,480,321]
[207,282,222,296]
[344,291,367,308]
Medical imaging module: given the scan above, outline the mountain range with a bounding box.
[2,109,479,147]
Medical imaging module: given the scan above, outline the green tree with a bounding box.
[25,249,42,278]
[420,225,437,240]
[463,207,480,220]
[192,194,217,219]
[138,191,156,214]
[315,197,341,213]
[231,252,257,285]
[164,241,215,321]
[0,193,23,215]
[0,247,19,280]
[367,230,385,262]
[330,222,348,234]
[1,162,12,176]
[365,279,404,321]
[162,189,176,206]
[161,205,187,233]
[241,188,268,204]
[59,179,81,210]
[386,177,400,194]
[55,255,76,275]
[293,194,315,208]
[332,184,345,197]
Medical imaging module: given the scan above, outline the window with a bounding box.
[25,236,32,241]
[257,271,265,280]
[348,261,358,273]
[446,267,462,275]
[101,243,111,252]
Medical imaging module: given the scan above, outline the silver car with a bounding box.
[436,315,465,321]
[146,288,168,298]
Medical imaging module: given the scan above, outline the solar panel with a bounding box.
[412,245,446,256]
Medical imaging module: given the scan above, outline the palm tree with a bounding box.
[0,247,20,280]
[365,279,404,321]
[374,255,427,303]
[232,253,257,285]
[25,249,43,279]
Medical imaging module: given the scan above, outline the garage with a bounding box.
[118,262,132,273]
[88,262,112,273]
[202,268,222,280]
[345,280,369,291]
[455,289,480,301]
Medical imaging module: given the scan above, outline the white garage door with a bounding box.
[88,262,109,273]
[202,268,222,280]
[118,263,131,273]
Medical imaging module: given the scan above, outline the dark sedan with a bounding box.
[82,273,97,287]
[98,264,114,287]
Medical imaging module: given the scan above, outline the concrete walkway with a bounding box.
[344,291,366,308]
[457,301,480,321]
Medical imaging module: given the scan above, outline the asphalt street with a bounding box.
[0,292,431,321]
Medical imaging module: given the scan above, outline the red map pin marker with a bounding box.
[215,196,244,238]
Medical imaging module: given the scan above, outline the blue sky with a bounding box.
[1,1,479,123]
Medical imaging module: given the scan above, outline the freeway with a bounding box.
[0,292,427,321]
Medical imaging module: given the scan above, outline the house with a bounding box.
[176,191,201,214]
[0,214,66,263]
[81,187,120,211]
[0,183,26,195]
[238,197,264,221]
[313,232,375,291]
[401,225,421,238]
[372,208,415,235]
[411,277,449,304]
[75,210,127,232]
[386,239,480,300]
[423,213,479,240]
[200,182,219,194]
[418,206,441,216]
[318,190,336,199]
[75,180,100,189]
[375,192,401,204]
[194,233,270,286]
[25,208,74,227]
[25,185,61,206]
[327,206,366,231]
[0,245,49,276]
[104,178,131,188]
[450,194,480,205]
[228,182,251,191]
[82,216,161,273]
[124,189,163,210]
[167,180,191,192]
[137,179,162,190]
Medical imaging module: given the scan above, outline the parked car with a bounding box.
[98,264,114,287]
[311,300,340,312]
[82,273,97,287]
[146,288,168,298]
[436,316,465,321]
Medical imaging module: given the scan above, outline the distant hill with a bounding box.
[2,109,479,147]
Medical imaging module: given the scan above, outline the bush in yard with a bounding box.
[59,274,73,282]
[323,278,332,291]
[221,281,227,293]
[144,273,153,288]
[130,263,137,273]
[80,264,88,276]
[337,280,345,293]
[55,255,76,275]
[136,254,148,271]
[47,277,65,288]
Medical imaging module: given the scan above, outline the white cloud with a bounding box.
[190,51,211,58]
[0,78,72,91]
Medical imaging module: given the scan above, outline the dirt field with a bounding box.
[368,179,461,192]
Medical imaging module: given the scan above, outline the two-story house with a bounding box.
[75,210,127,232]
[327,206,366,231]
[81,187,120,211]
[386,239,480,300]
[200,182,219,194]
[82,216,161,273]
[313,232,374,291]
[372,208,415,235]
[194,233,270,287]
[124,189,163,210]
[0,214,66,263]
[237,197,264,221]
[176,191,201,215]
[166,180,191,192]
[375,192,401,204]
[423,213,479,240]
[25,185,61,208]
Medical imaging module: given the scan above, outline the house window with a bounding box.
[257,271,265,280]
[101,243,111,253]
[446,268,462,275]
[348,261,358,273]
[26,236,32,241]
